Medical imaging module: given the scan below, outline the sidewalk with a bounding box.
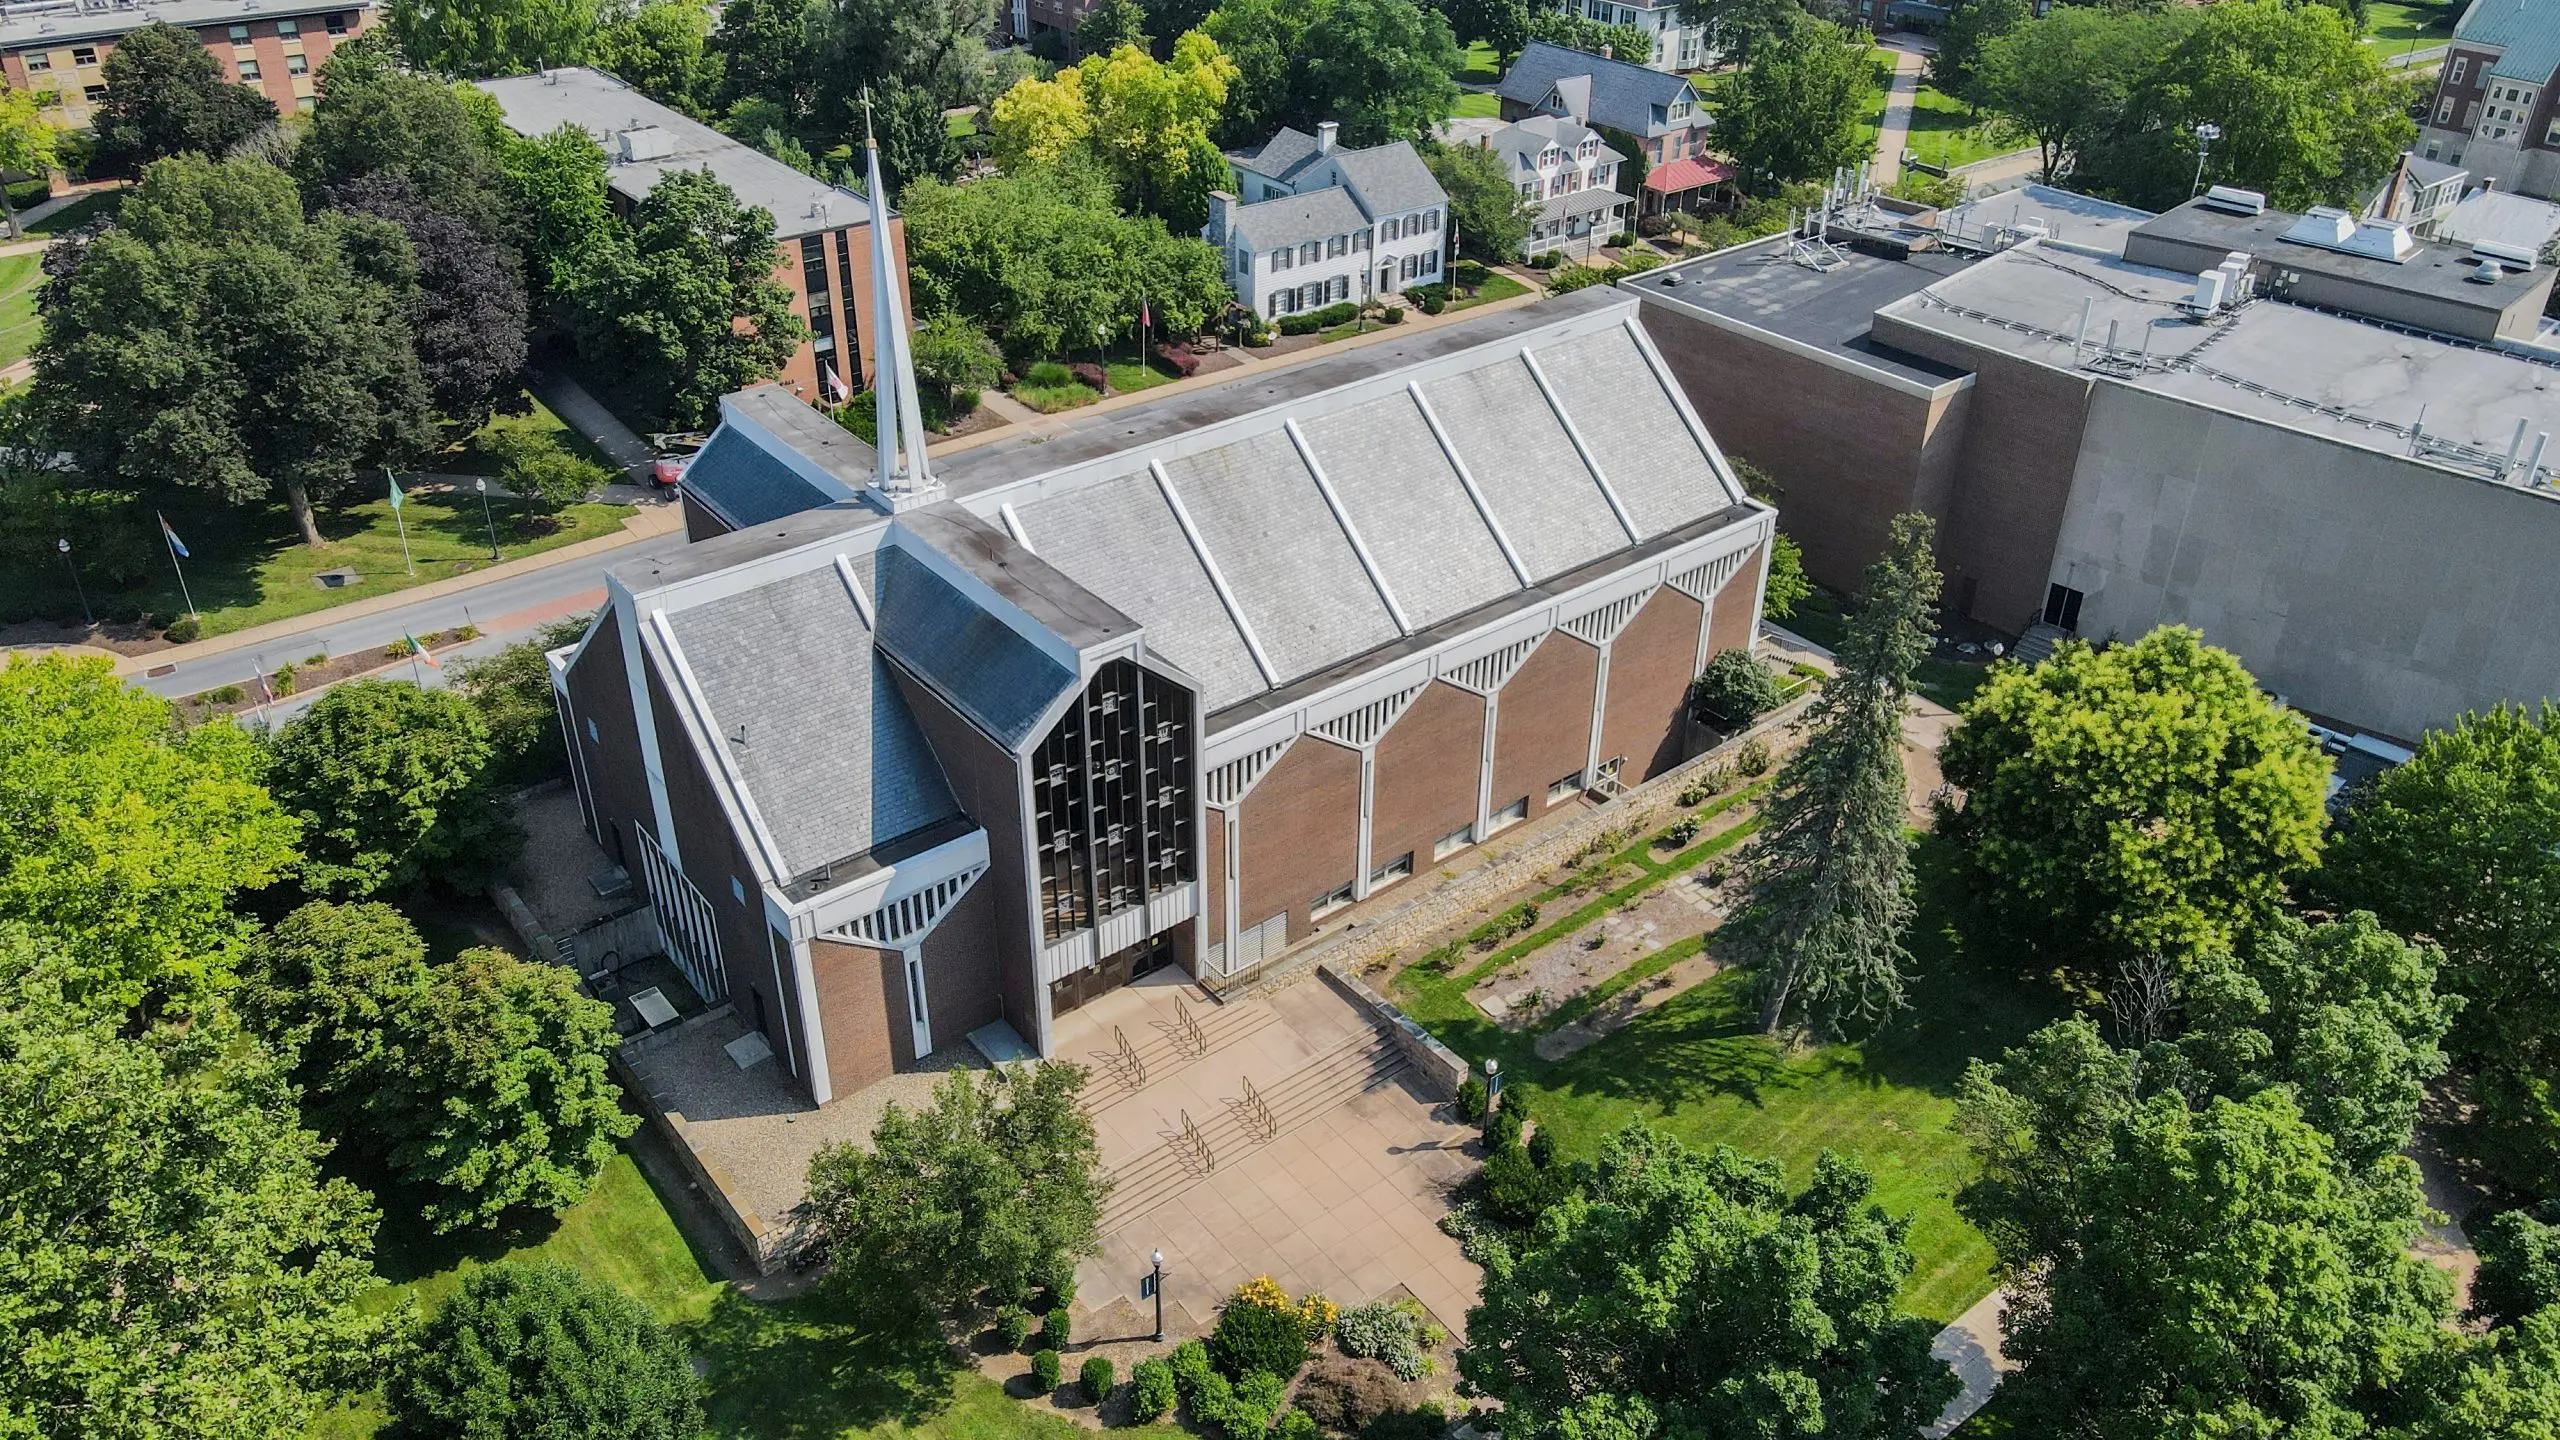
[531,367,657,480]
[1923,1288,2013,1438]
[1872,46,1924,182]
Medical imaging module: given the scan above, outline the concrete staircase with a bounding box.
[2013,622,2072,667]
[1097,1030,1411,1233]
[1082,997,1279,1117]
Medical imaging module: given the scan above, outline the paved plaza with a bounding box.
[1065,974,1482,1340]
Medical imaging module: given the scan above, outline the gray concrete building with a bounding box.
[1630,184,2560,742]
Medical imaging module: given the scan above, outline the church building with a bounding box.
[549,135,1776,1105]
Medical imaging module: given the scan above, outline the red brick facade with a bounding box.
[1,4,375,137]
[1235,735,1361,945]
[1601,586,1707,785]
[1369,680,1491,880]
[1492,632,1600,826]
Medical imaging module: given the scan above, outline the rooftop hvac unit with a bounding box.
[2470,257,2506,283]
[614,126,677,164]
[2201,185,2268,216]
[2472,237,2539,270]
[2183,267,2231,316]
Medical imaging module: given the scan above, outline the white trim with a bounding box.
[611,585,681,865]
[792,927,833,1104]
[999,501,1034,552]
[1409,381,1534,586]
[834,553,875,628]
[648,609,794,884]
[1284,417,1412,633]
[1521,347,1642,542]
[1150,458,1281,687]
[1205,735,1296,807]
[634,827,730,1003]
[902,945,932,1058]
[768,929,799,1076]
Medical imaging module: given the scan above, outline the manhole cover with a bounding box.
[313,568,362,589]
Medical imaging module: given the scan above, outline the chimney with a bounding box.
[1317,120,1339,154]
[1207,190,1234,248]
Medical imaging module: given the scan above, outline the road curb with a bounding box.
[109,506,678,677]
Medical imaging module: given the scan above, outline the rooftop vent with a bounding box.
[2201,185,2267,216]
[2281,206,2417,263]
[2473,237,2538,270]
[614,127,678,164]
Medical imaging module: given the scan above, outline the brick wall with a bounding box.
[1237,736,1360,944]
[1491,631,1599,823]
[1706,543,1765,658]
[562,617,652,871]
[1371,680,1490,877]
[1600,586,1706,784]
[885,663,1043,1039]
[810,936,905,1094]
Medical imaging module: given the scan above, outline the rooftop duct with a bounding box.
[2201,185,2267,216]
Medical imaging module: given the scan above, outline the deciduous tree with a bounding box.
[565,167,804,428]
[237,900,435,1128]
[264,678,516,897]
[1929,0,2030,102]
[296,70,512,235]
[332,173,531,433]
[0,928,384,1436]
[1673,0,1798,64]
[28,155,438,544]
[88,20,278,176]
[1710,14,1875,188]
[710,0,823,119]
[804,1062,1106,1314]
[1938,625,2329,985]
[1205,0,1458,147]
[1461,1127,1959,1440]
[1969,6,2170,185]
[0,89,60,240]
[454,614,597,786]
[0,654,296,1013]
[1724,513,1938,1037]
[501,120,615,304]
[1422,135,1534,261]
[590,0,720,115]
[389,1262,702,1439]
[997,34,1237,229]
[1081,0,1153,54]
[386,0,599,77]
[2326,702,2560,1197]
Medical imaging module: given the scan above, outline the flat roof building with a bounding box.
[478,67,909,403]
[1630,184,2560,742]
[0,0,376,134]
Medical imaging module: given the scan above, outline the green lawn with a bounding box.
[1447,271,1532,312]
[1453,89,1501,119]
[1393,827,2064,1324]
[435,396,618,476]
[24,189,120,236]
[1775,588,1991,711]
[947,109,980,139]
[0,252,41,369]
[1456,39,1503,85]
[8,483,634,635]
[315,1148,1193,1440]
[2365,0,2457,44]
[1104,357,1179,393]
[1903,85,2022,172]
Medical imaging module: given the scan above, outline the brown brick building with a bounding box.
[478,68,908,405]
[0,0,377,134]
[553,286,1773,1106]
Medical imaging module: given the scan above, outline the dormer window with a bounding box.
[1540,145,1562,168]
[1669,100,1690,121]
[1578,137,1598,158]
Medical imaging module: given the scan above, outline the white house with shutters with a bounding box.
[1207,121,1450,319]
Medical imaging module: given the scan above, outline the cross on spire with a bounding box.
[862,92,938,512]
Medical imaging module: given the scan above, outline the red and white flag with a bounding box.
[822,360,847,402]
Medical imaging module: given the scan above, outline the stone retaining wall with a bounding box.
[1319,964,1472,1099]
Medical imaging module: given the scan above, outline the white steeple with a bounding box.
[862,99,939,512]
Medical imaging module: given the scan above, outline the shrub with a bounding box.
[387,1262,701,1440]
[1211,1276,1331,1380]
[1407,284,1447,314]
[1156,342,1201,378]
[1298,1356,1404,1433]
[163,616,201,643]
[1526,1123,1558,1169]
[1362,1401,1447,1440]
[999,1305,1034,1352]
[1277,312,1324,335]
[1042,1305,1073,1349]
[1033,1348,1063,1392]
[1689,649,1785,726]
[1170,1337,1215,1401]
[1662,816,1700,848]
[205,683,244,705]
[271,664,297,696]
[1736,736,1774,776]
[1082,1355,1116,1404]
[1545,262,1607,293]
[1334,1298,1439,1381]
[502,440,613,518]
[1453,1075,1487,1122]
[1193,1370,1291,1440]
[1380,305,1404,324]
[1483,1105,1524,1154]
[1316,301,1359,326]
[1069,361,1108,393]
[1130,1356,1178,1421]
[1244,324,1274,346]
[1606,230,1633,246]
[1024,361,1075,387]
[1279,1408,1321,1440]
[1676,782,1707,807]
[1610,251,1664,277]
[1480,1142,1567,1227]
[1528,251,1560,269]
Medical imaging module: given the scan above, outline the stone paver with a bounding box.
[1069,977,1480,1341]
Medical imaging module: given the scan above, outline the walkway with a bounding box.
[1872,45,1925,183]
[530,367,658,480]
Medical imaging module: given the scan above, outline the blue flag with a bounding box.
[157,513,188,559]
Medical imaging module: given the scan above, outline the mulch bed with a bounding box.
[173,631,476,720]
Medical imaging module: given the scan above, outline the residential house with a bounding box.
[0,0,375,136]
[1555,0,1717,72]
[2366,150,2560,253]
[1209,122,1450,319]
[1495,40,1715,217]
[1479,114,1632,258]
[2417,0,2560,200]
[477,67,910,404]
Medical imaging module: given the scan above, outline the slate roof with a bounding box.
[682,426,841,531]
[1496,41,1707,138]
[1326,143,1446,218]
[2455,0,2560,82]
[656,563,961,881]
[1481,115,1621,183]
[1229,186,1373,253]
[1231,126,1325,182]
[872,543,1076,750]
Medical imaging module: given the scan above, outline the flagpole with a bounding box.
[385,466,414,576]
[158,512,199,619]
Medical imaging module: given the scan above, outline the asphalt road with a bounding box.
[134,525,690,705]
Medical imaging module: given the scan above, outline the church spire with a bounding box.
[862,96,938,511]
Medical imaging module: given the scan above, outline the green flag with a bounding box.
[387,472,404,512]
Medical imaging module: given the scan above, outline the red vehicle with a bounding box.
[647,433,708,488]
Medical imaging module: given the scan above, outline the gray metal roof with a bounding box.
[1230,186,1372,254]
[1538,187,1632,225]
[476,68,876,240]
[1295,394,1518,627]
[1327,143,1447,219]
[1496,41,1707,138]
[872,543,1075,750]
[2455,0,2560,82]
[658,564,961,880]
[2436,188,2560,253]
[0,0,371,50]
[1416,354,1630,580]
[681,425,841,531]
[1534,326,1732,537]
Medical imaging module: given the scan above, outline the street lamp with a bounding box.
[55,537,90,628]
[476,474,499,558]
[1149,1249,1166,1342]
[1484,1055,1502,1111]
[2190,122,2223,198]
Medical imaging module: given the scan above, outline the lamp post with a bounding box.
[1484,1055,1502,1112]
[1150,1249,1166,1342]
[2190,122,2223,198]
[55,537,90,628]
[475,478,501,561]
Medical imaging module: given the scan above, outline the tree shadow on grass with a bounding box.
[1858,835,2071,1098]
[686,1282,968,1439]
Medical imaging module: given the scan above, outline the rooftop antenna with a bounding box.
[859,89,940,513]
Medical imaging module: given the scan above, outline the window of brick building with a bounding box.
[228,24,251,42]
[1311,882,1355,921]
[1369,853,1413,889]
[325,11,351,33]
[1546,771,1584,803]
[1434,824,1473,859]
[24,52,47,72]
[287,52,307,73]
[1487,797,1528,834]
[81,84,105,102]
[237,58,261,80]
[71,46,96,65]
[277,17,300,36]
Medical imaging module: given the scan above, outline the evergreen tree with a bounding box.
[1724,513,1940,1036]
